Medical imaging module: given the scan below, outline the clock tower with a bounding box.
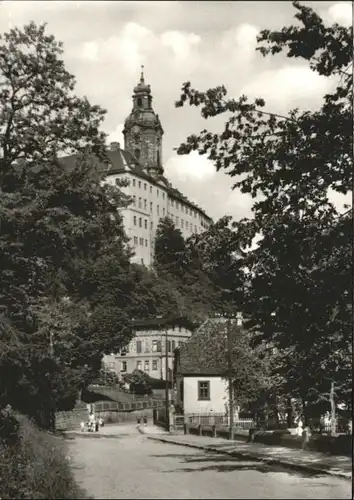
[123,67,164,176]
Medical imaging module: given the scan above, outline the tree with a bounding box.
[153,217,219,323]
[175,2,352,428]
[0,22,134,427]
[123,369,153,395]
[154,217,186,277]
[185,215,245,313]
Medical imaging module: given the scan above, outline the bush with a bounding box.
[0,412,88,499]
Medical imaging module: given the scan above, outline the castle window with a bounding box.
[181,219,184,228]
[144,183,147,190]
[144,360,150,372]
[157,205,160,215]
[137,360,142,370]
[139,217,142,228]
[144,219,147,229]
[133,216,137,226]
[144,199,147,210]
[137,98,142,107]
[121,361,127,372]
[162,192,165,199]
[138,181,141,188]
[132,195,136,205]
[133,236,138,244]
[138,197,142,208]
[133,179,136,187]
[150,201,153,213]
[150,221,153,229]
[139,237,143,245]
[150,186,152,193]
[145,239,148,247]
[152,360,158,371]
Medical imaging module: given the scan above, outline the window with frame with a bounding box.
[136,340,142,353]
[132,195,136,205]
[139,217,142,227]
[150,201,153,213]
[150,221,153,229]
[152,339,161,352]
[144,360,150,372]
[162,192,165,199]
[137,360,142,370]
[138,197,142,208]
[157,205,160,215]
[121,360,127,372]
[133,179,136,187]
[133,216,137,226]
[133,236,138,244]
[144,219,147,229]
[145,239,148,247]
[198,381,210,401]
[150,186,152,193]
[138,181,141,188]
[167,340,171,352]
[139,237,144,245]
[152,360,158,371]
[144,183,147,191]
[144,199,147,209]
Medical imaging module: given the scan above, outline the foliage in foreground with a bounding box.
[174,1,352,420]
[0,409,88,499]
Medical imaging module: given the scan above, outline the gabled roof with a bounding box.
[176,317,241,376]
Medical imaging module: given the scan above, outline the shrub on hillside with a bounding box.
[0,411,88,499]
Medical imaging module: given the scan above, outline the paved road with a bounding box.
[68,425,351,499]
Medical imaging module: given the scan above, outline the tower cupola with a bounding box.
[123,67,164,176]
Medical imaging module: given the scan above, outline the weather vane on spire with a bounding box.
[140,65,145,83]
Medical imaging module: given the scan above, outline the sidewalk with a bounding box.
[148,433,352,480]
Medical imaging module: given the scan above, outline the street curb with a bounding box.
[63,431,124,439]
[148,436,351,481]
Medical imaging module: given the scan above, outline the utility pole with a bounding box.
[227,317,234,439]
[165,327,169,431]
[49,330,55,431]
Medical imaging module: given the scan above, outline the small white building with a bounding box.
[174,317,238,416]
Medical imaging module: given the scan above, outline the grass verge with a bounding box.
[0,411,90,499]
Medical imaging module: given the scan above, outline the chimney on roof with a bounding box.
[109,141,120,151]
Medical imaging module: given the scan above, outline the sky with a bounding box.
[0,0,352,222]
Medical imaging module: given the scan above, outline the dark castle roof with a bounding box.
[58,147,212,222]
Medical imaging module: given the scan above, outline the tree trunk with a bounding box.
[330,381,336,436]
[286,398,293,427]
